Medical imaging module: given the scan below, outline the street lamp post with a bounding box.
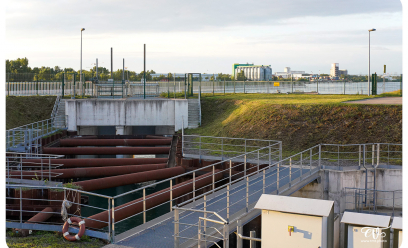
[80,28,85,97]
[368,28,376,96]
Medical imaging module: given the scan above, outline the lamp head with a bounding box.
[81,28,85,31]
[369,28,376,32]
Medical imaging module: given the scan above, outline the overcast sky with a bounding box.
[4,0,403,75]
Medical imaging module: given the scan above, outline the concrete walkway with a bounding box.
[345,97,402,105]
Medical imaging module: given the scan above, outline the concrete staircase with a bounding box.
[187,99,200,129]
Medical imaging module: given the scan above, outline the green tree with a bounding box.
[236,70,246,81]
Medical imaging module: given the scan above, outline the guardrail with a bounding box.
[6,184,114,241]
[182,135,282,162]
[343,187,402,216]
[6,152,65,184]
[6,116,67,153]
[320,143,402,169]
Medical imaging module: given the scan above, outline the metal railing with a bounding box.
[173,144,321,247]
[6,152,65,185]
[182,135,282,162]
[6,184,114,241]
[343,187,402,216]
[6,78,402,97]
[320,143,402,170]
[6,116,67,152]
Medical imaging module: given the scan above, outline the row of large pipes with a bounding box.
[21,158,168,168]
[86,170,223,229]
[42,147,170,155]
[73,167,186,191]
[59,139,171,147]
[9,163,168,179]
[15,207,54,236]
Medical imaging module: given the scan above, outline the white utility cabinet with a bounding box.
[341,212,391,248]
[391,217,402,248]
[254,194,334,248]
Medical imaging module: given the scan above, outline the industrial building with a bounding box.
[274,67,305,78]
[330,63,348,78]
[232,63,272,81]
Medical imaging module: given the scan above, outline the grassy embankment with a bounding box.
[6,96,57,130]
[6,230,105,248]
[183,93,402,157]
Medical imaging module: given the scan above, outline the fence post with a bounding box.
[257,150,260,173]
[359,145,361,169]
[212,165,215,191]
[199,136,201,161]
[174,208,179,248]
[212,74,214,96]
[7,81,10,97]
[224,78,226,95]
[372,144,375,166]
[36,76,39,96]
[316,80,319,93]
[234,79,236,94]
[198,218,202,248]
[377,144,380,166]
[244,155,247,177]
[344,80,346,95]
[61,73,65,97]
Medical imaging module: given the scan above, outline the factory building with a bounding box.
[330,63,348,78]
[274,67,305,78]
[232,63,272,81]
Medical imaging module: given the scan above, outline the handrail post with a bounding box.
[359,145,361,168]
[112,198,115,243]
[143,188,146,223]
[229,160,232,184]
[377,144,380,166]
[108,198,111,242]
[246,176,249,212]
[268,142,271,166]
[257,150,260,173]
[277,162,280,194]
[199,136,201,161]
[319,144,322,169]
[263,170,266,194]
[300,153,303,180]
[237,220,243,248]
[372,144,375,166]
[221,138,223,160]
[198,218,202,248]
[212,165,215,192]
[193,172,196,202]
[170,180,173,211]
[223,224,229,248]
[227,184,230,222]
[174,208,179,248]
[244,155,247,177]
[289,158,292,188]
[19,187,22,225]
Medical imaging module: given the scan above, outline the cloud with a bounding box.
[6,0,402,36]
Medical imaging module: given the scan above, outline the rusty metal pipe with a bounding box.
[42,147,170,155]
[21,158,168,168]
[73,167,185,191]
[15,207,54,236]
[9,164,167,179]
[60,139,171,146]
[86,170,223,229]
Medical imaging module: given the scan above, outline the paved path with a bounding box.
[345,97,402,105]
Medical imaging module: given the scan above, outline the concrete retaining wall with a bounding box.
[65,99,188,132]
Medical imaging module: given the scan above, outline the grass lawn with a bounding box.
[6,230,106,248]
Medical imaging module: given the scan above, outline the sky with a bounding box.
[4,0,404,75]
